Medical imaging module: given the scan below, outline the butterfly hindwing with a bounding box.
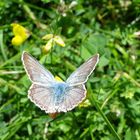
[48,84,86,112]
[29,84,56,113]
[63,84,86,111]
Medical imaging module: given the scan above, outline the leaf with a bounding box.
[81,45,92,60]
[82,34,107,54]
[98,55,109,68]
[125,128,136,140]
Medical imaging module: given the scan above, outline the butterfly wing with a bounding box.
[28,83,86,113]
[56,85,86,112]
[29,84,56,113]
[57,54,99,112]
[66,54,99,86]
[22,52,57,113]
[22,52,55,86]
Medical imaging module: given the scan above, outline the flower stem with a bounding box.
[19,0,47,29]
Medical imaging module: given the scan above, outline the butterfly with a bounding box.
[22,52,99,113]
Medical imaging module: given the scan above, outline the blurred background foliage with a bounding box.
[0,0,140,139]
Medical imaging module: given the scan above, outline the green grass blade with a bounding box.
[89,87,121,140]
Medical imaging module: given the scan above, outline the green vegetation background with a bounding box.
[0,0,140,140]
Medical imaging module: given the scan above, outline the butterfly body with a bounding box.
[22,52,99,113]
[53,82,68,95]
[52,82,68,106]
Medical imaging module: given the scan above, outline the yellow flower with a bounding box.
[12,36,23,46]
[42,34,65,53]
[55,76,63,82]
[42,39,53,53]
[11,23,30,46]
[42,34,54,40]
[53,36,65,47]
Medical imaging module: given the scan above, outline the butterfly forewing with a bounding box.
[22,52,55,86]
[66,54,99,86]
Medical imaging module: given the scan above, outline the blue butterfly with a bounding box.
[22,52,99,113]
